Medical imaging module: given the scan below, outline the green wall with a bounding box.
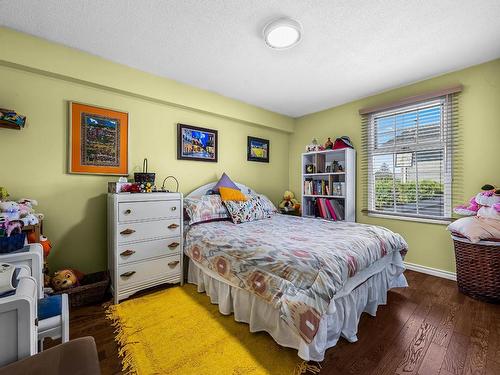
[289,59,500,273]
[1,27,498,275]
[0,28,294,273]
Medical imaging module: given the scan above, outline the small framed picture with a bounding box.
[68,102,129,175]
[177,124,218,162]
[247,136,269,163]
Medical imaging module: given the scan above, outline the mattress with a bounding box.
[184,214,408,344]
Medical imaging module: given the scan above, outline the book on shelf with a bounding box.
[324,199,337,220]
[314,198,345,221]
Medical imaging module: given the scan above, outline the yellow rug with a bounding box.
[106,284,315,375]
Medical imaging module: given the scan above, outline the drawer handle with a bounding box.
[171,206,177,211]
[120,250,136,257]
[124,209,132,215]
[168,261,180,267]
[120,271,136,278]
[120,229,136,235]
[168,242,180,249]
[168,223,179,229]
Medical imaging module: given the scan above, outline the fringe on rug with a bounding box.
[105,304,139,375]
[293,360,322,375]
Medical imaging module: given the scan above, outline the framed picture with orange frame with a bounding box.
[68,102,129,175]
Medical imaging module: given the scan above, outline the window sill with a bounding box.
[366,212,452,225]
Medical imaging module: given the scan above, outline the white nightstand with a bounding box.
[107,193,183,304]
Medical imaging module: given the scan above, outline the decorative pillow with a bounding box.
[256,194,278,214]
[214,172,240,192]
[224,196,270,224]
[219,187,247,202]
[184,195,229,225]
[447,216,500,243]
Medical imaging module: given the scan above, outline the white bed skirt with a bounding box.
[187,252,407,362]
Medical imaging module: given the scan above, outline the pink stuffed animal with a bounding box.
[454,184,500,217]
[453,196,480,216]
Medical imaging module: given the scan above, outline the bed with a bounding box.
[183,182,408,361]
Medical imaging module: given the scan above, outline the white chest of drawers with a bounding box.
[107,193,183,304]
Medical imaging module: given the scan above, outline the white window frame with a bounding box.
[367,97,452,224]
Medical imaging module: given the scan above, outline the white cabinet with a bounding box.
[108,193,183,304]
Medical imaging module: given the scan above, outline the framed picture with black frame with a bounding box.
[247,136,269,163]
[177,123,218,162]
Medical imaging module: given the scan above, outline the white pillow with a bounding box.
[447,216,500,243]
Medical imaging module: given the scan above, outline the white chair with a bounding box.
[0,246,70,352]
[0,243,43,297]
[0,267,38,366]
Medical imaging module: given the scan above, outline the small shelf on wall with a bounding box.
[0,119,23,130]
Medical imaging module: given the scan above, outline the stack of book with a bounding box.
[314,198,345,220]
[304,179,330,195]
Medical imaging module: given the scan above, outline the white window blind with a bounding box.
[360,87,461,222]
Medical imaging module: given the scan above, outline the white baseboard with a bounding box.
[404,261,456,281]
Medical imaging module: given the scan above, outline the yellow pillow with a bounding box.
[219,187,248,202]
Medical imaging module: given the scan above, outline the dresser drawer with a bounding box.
[117,256,181,288]
[117,237,181,264]
[117,219,180,243]
[119,200,180,222]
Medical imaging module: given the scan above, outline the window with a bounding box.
[360,87,461,223]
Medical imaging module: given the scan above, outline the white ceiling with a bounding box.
[1,0,500,117]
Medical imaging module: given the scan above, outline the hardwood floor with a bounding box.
[54,270,500,375]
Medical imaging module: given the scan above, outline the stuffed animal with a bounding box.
[20,213,39,226]
[51,269,85,291]
[0,201,20,220]
[5,220,23,237]
[17,199,37,217]
[454,184,500,218]
[39,235,52,258]
[279,191,301,212]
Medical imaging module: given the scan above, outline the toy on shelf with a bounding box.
[332,136,354,150]
[305,138,322,152]
[0,198,42,225]
[324,137,333,150]
[279,191,301,213]
[0,108,26,129]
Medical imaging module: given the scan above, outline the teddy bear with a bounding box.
[50,269,85,291]
[0,201,20,220]
[17,199,37,216]
[279,191,301,212]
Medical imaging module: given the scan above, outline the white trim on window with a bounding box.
[366,96,453,221]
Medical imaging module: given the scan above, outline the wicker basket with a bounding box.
[452,235,500,303]
[52,271,110,308]
[0,233,26,253]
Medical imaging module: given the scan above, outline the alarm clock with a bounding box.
[305,164,315,174]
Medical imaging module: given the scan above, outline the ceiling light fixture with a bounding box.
[263,17,302,50]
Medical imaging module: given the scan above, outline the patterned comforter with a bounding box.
[184,214,408,343]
